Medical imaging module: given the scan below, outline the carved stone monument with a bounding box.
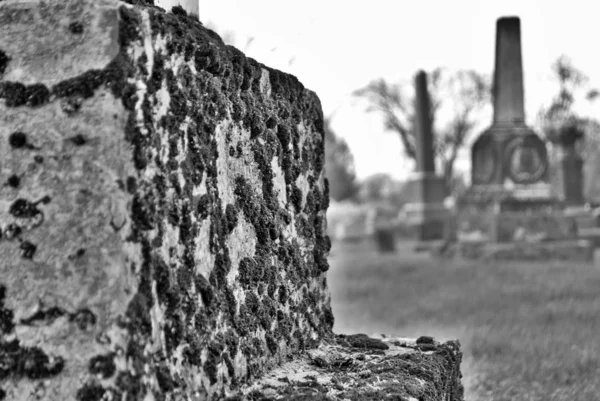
[452,17,594,262]
[471,17,550,197]
[401,71,448,242]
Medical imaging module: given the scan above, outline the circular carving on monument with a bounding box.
[504,135,547,184]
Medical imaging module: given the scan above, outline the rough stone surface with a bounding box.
[232,335,464,401]
[0,1,331,399]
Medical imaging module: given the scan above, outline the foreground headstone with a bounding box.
[0,0,463,399]
[450,17,593,261]
[401,71,448,242]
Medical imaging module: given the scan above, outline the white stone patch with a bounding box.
[174,118,190,190]
[259,68,272,97]
[160,212,183,260]
[296,121,308,158]
[271,156,287,208]
[192,174,208,197]
[194,218,214,278]
[226,214,257,285]
[147,280,166,355]
[169,52,186,76]
[155,81,172,125]
[140,10,155,74]
[215,121,263,210]
[295,174,310,211]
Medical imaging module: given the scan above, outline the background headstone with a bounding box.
[401,71,448,242]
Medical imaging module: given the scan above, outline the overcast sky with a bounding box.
[202,0,600,181]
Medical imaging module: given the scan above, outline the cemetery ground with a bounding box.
[328,240,600,401]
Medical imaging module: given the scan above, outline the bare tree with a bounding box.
[324,117,359,202]
[535,55,599,201]
[353,68,490,195]
[537,55,599,137]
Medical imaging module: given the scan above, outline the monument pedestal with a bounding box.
[446,187,595,262]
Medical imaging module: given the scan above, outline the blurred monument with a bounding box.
[450,17,594,261]
[401,71,449,243]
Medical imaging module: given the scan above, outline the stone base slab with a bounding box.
[457,208,578,243]
[437,239,594,263]
[578,227,600,248]
[564,206,598,230]
[230,334,464,401]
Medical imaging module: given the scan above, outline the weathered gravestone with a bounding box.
[400,71,448,244]
[451,16,593,262]
[0,1,464,399]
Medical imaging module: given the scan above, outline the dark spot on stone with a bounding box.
[171,5,187,16]
[265,333,278,355]
[290,186,302,212]
[4,224,21,240]
[68,21,84,34]
[416,344,438,352]
[8,132,28,149]
[20,307,66,326]
[5,175,19,188]
[131,195,154,231]
[89,353,116,379]
[115,371,143,400]
[340,334,389,350]
[416,336,435,345]
[0,50,10,76]
[0,388,5,400]
[197,194,211,219]
[9,199,40,219]
[34,155,43,164]
[195,274,214,307]
[5,343,66,379]
[60,96,83,114]
[266,117,277,129]
[126,176,137,194]
[0,82,50,107]
[225,204,238,233]
[19,241,36,259]
[155,364,175,394]
[69,134,87,146]
[70,308,97,330]
[76,383,107,401]
[36,195,51,205]
[0,286,14,335]
[68,248,86,260]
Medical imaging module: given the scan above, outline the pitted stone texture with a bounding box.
[0,1,331,400]
[234,335,463,401]
[0,0,120,86]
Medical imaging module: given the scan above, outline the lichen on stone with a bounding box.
[1,0,331,399]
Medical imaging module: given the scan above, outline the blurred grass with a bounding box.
[327,240,600,401]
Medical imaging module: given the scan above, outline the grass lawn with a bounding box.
[327,240,600,401]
